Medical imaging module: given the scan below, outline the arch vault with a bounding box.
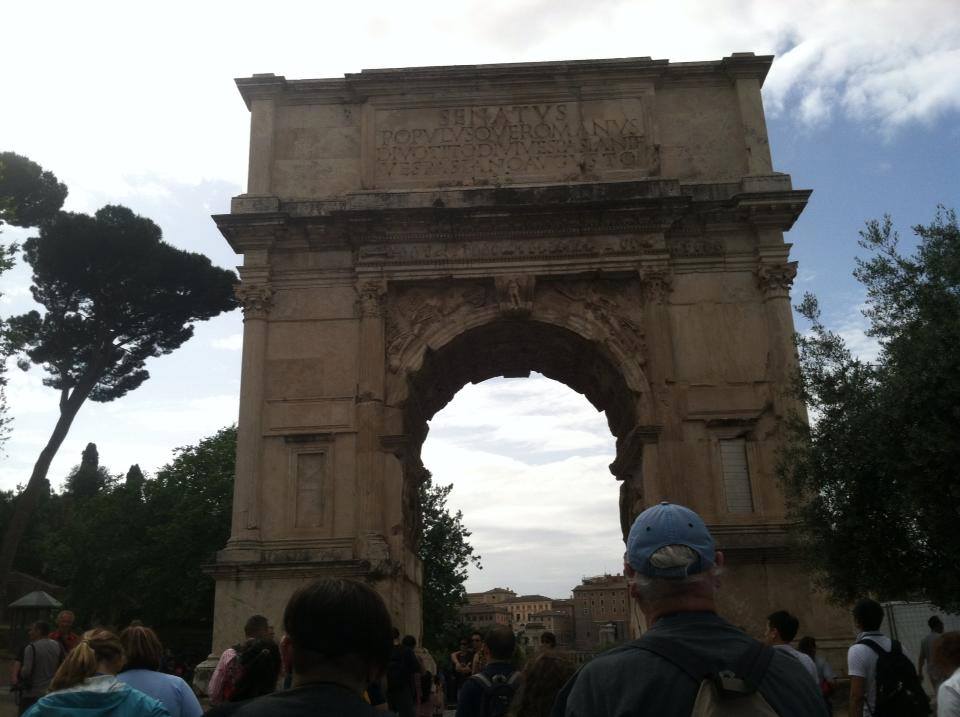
[209,54,850,652]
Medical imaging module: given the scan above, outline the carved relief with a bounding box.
[755,261,798,298]
[235,283,275,319]
[357,233,654,265]
[385,282,489,373]
[495,275,535,316]
[548,280,647,365]
[357,280,387,318]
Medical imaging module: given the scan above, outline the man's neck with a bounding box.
[643,597,717,624]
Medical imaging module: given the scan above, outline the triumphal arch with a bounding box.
[211,54,847,650]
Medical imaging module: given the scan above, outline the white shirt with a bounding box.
[848,631,894,716]
[773,643,819,685]
[939,667,960,717]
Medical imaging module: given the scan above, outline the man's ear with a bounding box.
[280,634,293,671]
[624,563,640,599]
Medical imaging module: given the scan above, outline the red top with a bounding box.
[49,630,80,653]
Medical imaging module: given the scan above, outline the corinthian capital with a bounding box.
[357,280,387,318]
[638,266,673,304]
[756,261,798,299]
[235,283,275,319]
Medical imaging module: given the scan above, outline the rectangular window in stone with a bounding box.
[720,438,754,513]
[295,451,325,528]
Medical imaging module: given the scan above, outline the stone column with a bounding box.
[355,279,388,544]
[637,260,674,424]
[755,252,799,414]
[230,278,274,543]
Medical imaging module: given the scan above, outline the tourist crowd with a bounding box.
[11,502,960,716]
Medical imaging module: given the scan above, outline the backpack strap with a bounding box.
[633,635,716,684]
[734,640,775,692]
[857,638,887,657]
[634,635,774,693]
[471,673,493,689]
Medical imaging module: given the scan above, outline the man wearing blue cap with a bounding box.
[552,502,826,716]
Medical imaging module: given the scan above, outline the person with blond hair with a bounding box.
[22,628,169,716]
[118,625,202,717]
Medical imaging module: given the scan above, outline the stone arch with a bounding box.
[384,277,657,553]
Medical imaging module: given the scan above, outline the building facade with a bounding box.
[572,574,631,649]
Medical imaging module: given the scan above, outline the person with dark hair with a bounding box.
[511,652,573,717]
[766,610,818,684]
[539,632,557,652]
[15,621,64,715]
[387,631,422,717]
[553,502,826,717]
[798,636,837,715]
[208,614,272,705]
[934,631,960,716]
[847,597,928,716]
[118,626,202,717]
[451,637,474,701]
[211,578,392,716]
[23,629,168,716]
[470,632,486,675]
[920,615,947,694]
[457,625,519,717]
[204,639,282,716]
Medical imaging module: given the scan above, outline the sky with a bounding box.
[1,0,958,599]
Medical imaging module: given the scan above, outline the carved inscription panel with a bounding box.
[371,97,658,188]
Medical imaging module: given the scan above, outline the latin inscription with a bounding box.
[373,99,655,186]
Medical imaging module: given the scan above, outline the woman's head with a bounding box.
[934,631,960,675]
[231,638,282,702]
[50,629,124,691]
[514,654,576,717]
[119,625,163,671]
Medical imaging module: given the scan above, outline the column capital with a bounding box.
[357,279,387,318]
[755,261,798,299]
[638,265,673,304]
[235,283,275,320]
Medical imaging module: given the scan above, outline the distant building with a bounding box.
[465,587,517,605]
[529,609,575,646]
[572,574,630,650]
[503,594,554,631]
[458,603,512,628]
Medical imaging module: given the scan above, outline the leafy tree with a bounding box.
[64,442,111,497]
[0,152,68,451]
[0,204,237,594]
[779,207,960,610]
[418,472,482,651]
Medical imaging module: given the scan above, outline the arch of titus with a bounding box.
[210,54,848,650]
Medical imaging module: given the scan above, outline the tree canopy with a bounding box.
[0,199,237,594]
[779,207,960,610]
[417,472,481,651]
[0,152,68,451]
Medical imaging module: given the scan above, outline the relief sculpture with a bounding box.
[385,282,489,373]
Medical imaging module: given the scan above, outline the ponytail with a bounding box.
[50,629,124,691]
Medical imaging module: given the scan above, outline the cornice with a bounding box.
[235,54,773,108]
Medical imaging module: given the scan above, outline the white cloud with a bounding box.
[212,334,244,351]
[424,376,623,597]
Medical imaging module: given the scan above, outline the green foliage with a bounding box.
[0,151,68,229]
[417,472,481,651]
[0,151,66,451]
[64,443,111,497]
[780,207,960,610]
[14,427,236,628]
[6,205,238,402]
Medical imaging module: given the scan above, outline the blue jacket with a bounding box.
[24,674,170,717]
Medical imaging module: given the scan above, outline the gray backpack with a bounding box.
[636,635,779,716]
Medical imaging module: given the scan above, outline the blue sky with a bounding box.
[1,0,958,598]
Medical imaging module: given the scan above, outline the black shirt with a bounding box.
[221,682,380,717]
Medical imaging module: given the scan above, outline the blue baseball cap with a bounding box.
[626,502,716,578]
